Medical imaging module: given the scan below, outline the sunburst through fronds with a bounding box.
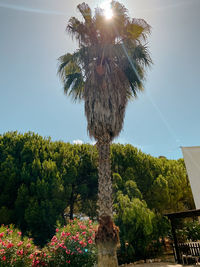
[100,0,113,19]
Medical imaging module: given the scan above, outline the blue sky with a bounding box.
[0,0,200,159]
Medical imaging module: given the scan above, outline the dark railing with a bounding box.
[173,242,200,264]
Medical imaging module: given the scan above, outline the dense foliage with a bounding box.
[0,132,97,246]
[175,220,200,243]
[0,131,195,262]
[0,220,96,266]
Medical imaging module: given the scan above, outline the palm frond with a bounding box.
[58,53,74,76]
[58,52,85,101]
[77,2,92,23]
[67,17,89,45]
[133,44,153,67]
[131,18,151,41]
[64,72,84,101]
[58,1,152,138]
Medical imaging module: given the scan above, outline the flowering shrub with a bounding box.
[0,220,97,266]
[47,219,97,267]
[0,224,44,266]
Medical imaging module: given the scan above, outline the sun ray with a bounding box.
[100,0,113,19]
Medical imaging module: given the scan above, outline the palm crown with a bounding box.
[58,1,152,141]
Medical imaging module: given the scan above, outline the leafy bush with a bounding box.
[0,225,40,266]
[114,194,155,264]
[0,220,97,267]
[186,221,200,241]
[176,220,200,242]
[46,219,97,267]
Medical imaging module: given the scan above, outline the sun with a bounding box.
[100,1,113,20]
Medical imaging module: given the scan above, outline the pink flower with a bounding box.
[51,236,57,242]
[0,232,4,238]
[29,254,34,259]
[61,231,65,237]
[33,259,39,265]
[2,255,6,261]
[0,249,5,253]
[17,241,23,247]
[17,249,23,255]
[82,231,86,235]
[26,243,31,248]
[59,242,64,248]
[17,231,22,236]
[88,239,93,244]
[56,228,59,232]
[7,242,14,248]
[79,225,86,230]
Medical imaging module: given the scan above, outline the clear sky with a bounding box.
[0,0,200,159]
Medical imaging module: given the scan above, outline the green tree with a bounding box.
[113,172,142,201]
[111,144,194,214]
[55,143,98,220]
[114,193,154,264]
[0,131,195,258]
[58,2,152,266]
[0,132,69,246]
[148,174,169,213]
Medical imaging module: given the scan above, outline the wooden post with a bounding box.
[170,218,181,264]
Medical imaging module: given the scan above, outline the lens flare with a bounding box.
[100,1,113,19]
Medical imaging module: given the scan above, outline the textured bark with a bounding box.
[96,135,119,267]
[96,134,113,217]
[97,242,118,267]
[84,62,128,141]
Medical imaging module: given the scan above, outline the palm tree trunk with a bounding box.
[95,134,119,267]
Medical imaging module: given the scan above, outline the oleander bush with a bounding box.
[0,219,97,267]
[46,219,97,267]
[0,224,41,266]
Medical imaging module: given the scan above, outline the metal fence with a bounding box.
[173,242,200,264]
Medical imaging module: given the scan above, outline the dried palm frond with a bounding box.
[58,1,152,140]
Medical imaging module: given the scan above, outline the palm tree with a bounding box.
[58,1,152,266]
